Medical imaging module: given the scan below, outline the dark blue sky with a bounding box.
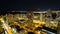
[0,0,60,11]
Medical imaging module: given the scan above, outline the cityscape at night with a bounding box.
[0,0,60,34]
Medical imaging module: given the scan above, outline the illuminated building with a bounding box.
[0,9,60,34]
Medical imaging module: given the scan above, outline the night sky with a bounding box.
[0,0,60,11]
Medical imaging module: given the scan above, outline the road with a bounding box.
[1,18,13,34]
